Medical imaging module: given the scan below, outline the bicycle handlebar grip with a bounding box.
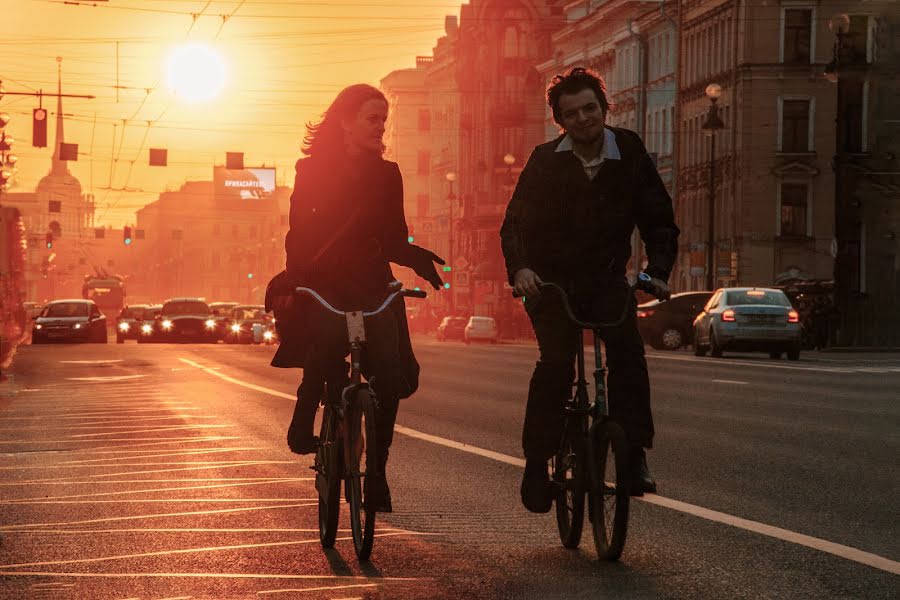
[404,289,427,299]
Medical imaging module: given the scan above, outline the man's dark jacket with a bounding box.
[500,127,679,288]
[266,153,421,399]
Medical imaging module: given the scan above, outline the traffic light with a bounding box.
[45,232,53,249]
[33,108,48,148]
[443,282,451,289]
[123,226,132,246]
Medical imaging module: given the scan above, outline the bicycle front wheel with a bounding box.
[552,433,585,548]
[344,388,378,561]
[315,406,341,549]
[588,420,630,561]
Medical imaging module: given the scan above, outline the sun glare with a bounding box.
[165,42,227,103]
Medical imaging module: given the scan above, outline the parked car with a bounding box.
[209,301,239,341]
[464,316,498,344]
[637,291,713,350]
[224,305,270,344]
[437,316,468,341]
[146,298,218,343]
[693,287,802,360]
[32,299,107,344]
[115,304,153,343]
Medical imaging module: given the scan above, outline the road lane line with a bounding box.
[0,571,421,581]
[257,584,378,595]
[179,357,900,575]
[640,494,900,574]
[0,532,432,569]
[711,379,748,385]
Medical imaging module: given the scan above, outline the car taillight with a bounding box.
[721,309,736,322]
[637,309,654,318]
[788,310,799,323]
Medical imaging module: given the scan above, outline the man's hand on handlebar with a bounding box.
[513,268,544,298]
[639,273,671,301]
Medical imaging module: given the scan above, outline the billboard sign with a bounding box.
[214,166,276,200]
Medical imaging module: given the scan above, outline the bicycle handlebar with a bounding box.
[293,282,426,318]
[511,272,659,330]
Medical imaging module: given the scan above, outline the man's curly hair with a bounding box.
[546,67,611,127]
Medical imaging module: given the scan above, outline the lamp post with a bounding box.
[825,14,850,346]
[701,83,725,291]
[445,170,457,315]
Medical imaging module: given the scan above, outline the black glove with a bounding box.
[644,276,671,301]
[409,244,445,290]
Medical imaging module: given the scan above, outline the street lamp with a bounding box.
[445,171,457,314]
[701,83,725,291]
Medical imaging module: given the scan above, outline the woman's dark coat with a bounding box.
[266,153,421,399]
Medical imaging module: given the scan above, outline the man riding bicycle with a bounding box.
[500,67,680,513]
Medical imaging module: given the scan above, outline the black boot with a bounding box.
[627,447,657,496]
[286,399,318,455]
[520,458,553,513]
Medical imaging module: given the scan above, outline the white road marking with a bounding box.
[59,359,124,364]
[0,532,430,569]
[258,584,378,595]
[711,379,748,385]
[0,571,420,581]
[66,375,147,382]
[180,357,900,576]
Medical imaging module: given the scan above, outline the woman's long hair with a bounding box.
[302,84,388,158]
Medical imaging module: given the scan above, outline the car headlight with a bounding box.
[74,323,82,329]
[118,322,130,331]
[141,324,153,334]
[162,320,173,330]
[231,324,241,332]
[35,324,42,330]
[263,331,274,340]
[205,319,216,329]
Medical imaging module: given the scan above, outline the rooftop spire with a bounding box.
[50,56,68,176]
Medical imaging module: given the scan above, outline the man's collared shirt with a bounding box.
[555,127,621,180]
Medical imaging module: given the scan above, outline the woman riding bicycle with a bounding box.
[266,84,445,512]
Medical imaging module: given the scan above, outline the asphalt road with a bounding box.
[0,337,897,599]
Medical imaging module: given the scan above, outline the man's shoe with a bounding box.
[363,473,393,513]
[520,459,553,513]
[627,448,657,497]
[286,425,317,455]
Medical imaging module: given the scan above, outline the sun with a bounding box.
[165,42,227,103]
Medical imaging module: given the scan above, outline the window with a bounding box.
[280,215,288,227]
[171,229,183,240]
[781,99,810,152]
[842,79,864,153]
[232,224,239,238]
[418,109,431,132]
[844,15,870,65]
[779,183,808,237]
[249,224,257,239]
[783,9,812,64]
[94,228,105,239]
[136,229,145,240]
[417,150,430,176]
[416,193,428,217]
[502,26,519,57]
[48,200,61,213]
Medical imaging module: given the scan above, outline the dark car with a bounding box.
[116,304,152,343]
[437,316,468,342]
[147,298,218,343]
[224,304,270,344]
[32,299,108,344]
[637,291,713,351]
[136,305,162,343]
[209,301,239,341]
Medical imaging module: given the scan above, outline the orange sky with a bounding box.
[2,0,460,226]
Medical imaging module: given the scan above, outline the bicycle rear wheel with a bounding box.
[315,406,341,549]
[344,388,378,561]
[588,420,630,561]
[552,433,585,548]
